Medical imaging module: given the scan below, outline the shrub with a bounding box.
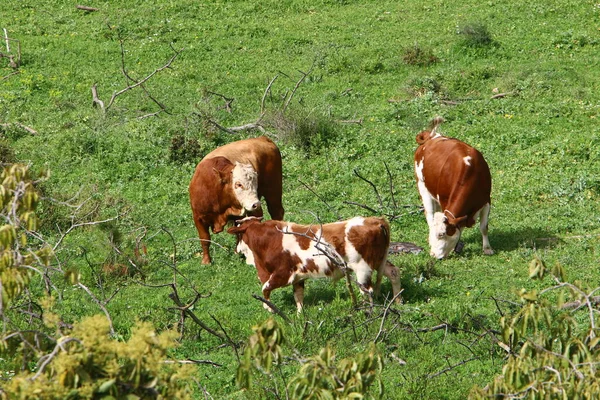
[457,22,494,47]
[269,109,338,155]
[168,134,203,164]
[4,315,194,399]
[402,43,439,66]
[470,257,600,399]
[237,318,385,399]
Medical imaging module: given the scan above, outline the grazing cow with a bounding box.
[227,216,402,313]
[189,136,284,265]
[414,117,493,259]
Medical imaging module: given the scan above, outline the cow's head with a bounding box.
[214,161,261,216]
[429,211,465,259]
[227,217,262,264]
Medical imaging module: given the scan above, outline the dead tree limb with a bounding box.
[282,63,315,113]
[0,122,37,135]
[298,179,341,221]
[261,75,278,114]
[91,44,182,113]
[169,287,226,340]
[252,294,291,323]
[76,5,99,12]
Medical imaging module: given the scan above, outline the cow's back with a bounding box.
[204,136,281,172]
[416,137,491,225]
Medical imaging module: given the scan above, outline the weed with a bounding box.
[402,43,439,66]
[168,134,203,164]
[268,109,338,155]
[457,22,495,47]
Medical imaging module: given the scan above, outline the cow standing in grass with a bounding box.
[414,117,493,259]
[227,216,402,313]
[189,136,284,265]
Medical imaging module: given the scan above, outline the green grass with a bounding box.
[2,0,600,398]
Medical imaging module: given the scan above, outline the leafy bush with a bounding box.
[457,22,495,47]
[168,134,203,164]
[269,109,338,155]
[470,257,600,399]
[402,43,439,66]
[237,318,385,399]
[4,315,194,399]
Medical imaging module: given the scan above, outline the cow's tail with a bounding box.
[374,220,391,297]
[416,116,445,145]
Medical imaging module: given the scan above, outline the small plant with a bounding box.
[4,315,195,399]
[470,257,600,399]
[0,140,15,164]
[237,318,385,399]
[402,43,439,66]
[269,109,338,155]
[457,22,494,47]
[168,134,203,164]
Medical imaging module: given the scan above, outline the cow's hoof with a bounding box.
[201,257,212,265]
[483,248,494,256]
[454,241,465,254]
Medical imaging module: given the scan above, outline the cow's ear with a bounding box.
[212,167,230,184]
[227,225,247,235]
[447,215,467,227]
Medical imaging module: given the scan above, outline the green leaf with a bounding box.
[97,378,116,393]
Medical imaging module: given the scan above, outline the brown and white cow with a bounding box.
[414,117,493,259]
[189,136,284,265]
[227,216,402,313]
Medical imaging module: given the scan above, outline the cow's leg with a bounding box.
[478,203,494,255]
[382,261,402,304]
[417,181,438,228]
[193,217,212,265]
[261,281,275,313]
[353,261,374,307]
[293,281,305,314]
[263,189,284,220]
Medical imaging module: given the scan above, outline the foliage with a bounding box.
[4,315,194,400]
[470,258,600,399]
[288,343,384,399]
[268,109,339,155]
[168,134,203,165]
[402,43,439,67]
[457,22,495,47]
[237,317,384,399]
[0,164,51,311]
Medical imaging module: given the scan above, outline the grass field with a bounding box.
[2,0,600,398]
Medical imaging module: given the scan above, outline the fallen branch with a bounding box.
[0,122,37,135]
[252,294,291,323]
[169,287,226,340]
[91,44,182,113]
[76,5,99,12]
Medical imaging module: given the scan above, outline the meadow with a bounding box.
[2,0,600,398]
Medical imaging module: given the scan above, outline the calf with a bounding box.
[227,217,402,313]
[414,117,493,259]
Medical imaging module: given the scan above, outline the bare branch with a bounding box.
[261,75,278,114]
[0,123,37,135]
[76,5,99,12]
[282,63,314,113]
[252,294,292,323]
[29,337,81,381]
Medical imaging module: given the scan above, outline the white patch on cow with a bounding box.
[463,156,472,166]
[415,159,439,227]
[236,239,256,267]
[429,212,461,259]
[281,223,333,285]
[342,218,372,290]
[231,162,260,214]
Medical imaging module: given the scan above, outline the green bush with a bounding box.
[470,258,600,399]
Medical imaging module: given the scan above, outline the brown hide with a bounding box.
[228,217,401,312]
[414,134,491,229]
[204,136,284,219]
[189,136,284,265]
